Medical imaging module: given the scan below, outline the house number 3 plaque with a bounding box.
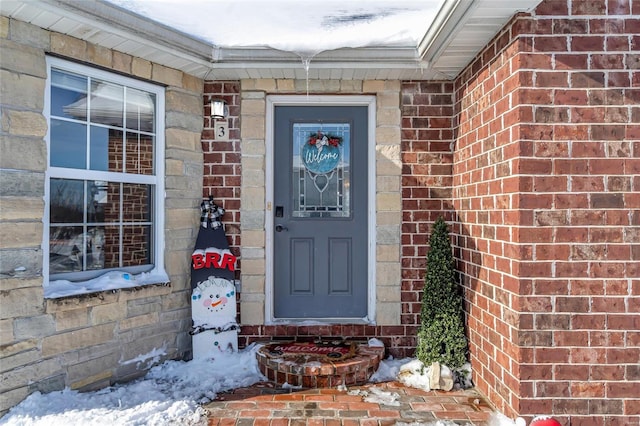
[215,120,229,141]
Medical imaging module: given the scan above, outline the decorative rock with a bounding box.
[429,361,441,389]
[439,364,454,391]
[397,359,431,391]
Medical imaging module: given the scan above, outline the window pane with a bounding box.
[90,80,123,127]
[50,119,87,169]
[89,126,109,171]
[50,178,84,223]
[49,226,84,273]
[87,226,106,270]
[126,88,155,132]
[122,224,152,266]
[105,182,121,223]
[125,132,154,175]
[122,183,152,222]
[86,180,113,223]
[51,70,87,119]
[104,225,121,269]
[90,126,124,172]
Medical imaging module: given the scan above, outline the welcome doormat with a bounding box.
[261,340,357,362]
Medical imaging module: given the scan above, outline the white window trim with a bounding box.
[44,56,166,298]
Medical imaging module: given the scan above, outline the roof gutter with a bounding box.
[212,45,429,68]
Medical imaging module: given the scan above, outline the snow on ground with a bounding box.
[0,343,522,426]
[0,344,264,426]
[348,386,401,407]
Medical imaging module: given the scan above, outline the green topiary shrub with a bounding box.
[417,313,468,369]
[416,217,468,369]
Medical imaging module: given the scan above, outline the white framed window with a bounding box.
[44,57,166,298]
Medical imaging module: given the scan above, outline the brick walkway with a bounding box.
[204,381,495,425]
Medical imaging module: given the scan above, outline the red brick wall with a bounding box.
[400,81,456,333]
[453,0,640,422]
[240,324,419,358]
[452,14,527,421]
[202,82,242,254]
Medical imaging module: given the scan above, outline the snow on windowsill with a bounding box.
[44,269,170,299]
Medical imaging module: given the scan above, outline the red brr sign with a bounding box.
[192,251,236,271]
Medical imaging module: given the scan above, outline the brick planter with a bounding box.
[256,342,385,388]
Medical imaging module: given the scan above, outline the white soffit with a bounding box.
[0,0,541,80]
[421,0,542,78]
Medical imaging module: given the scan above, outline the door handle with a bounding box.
[275,224,288,232]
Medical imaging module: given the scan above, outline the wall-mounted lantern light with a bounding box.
[210,99,228,120]
[210,99,230,141]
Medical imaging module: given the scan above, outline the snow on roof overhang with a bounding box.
[0,0,541,80]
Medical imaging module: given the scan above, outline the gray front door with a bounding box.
[274,106,368,319]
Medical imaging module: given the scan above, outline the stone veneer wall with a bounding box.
[0,17,204,414]
[452,0,639,422]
